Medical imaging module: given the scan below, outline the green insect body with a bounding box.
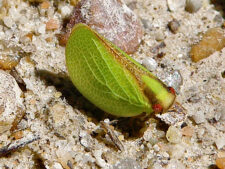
[66,23,175,117]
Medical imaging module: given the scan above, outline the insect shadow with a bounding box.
[35,70,100,112]
[35,70,168,138]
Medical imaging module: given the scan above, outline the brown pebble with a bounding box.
[25,33,33,41]
[187,157,194,162]
[157,52,166,58]
[0,55,20,70]
[70,0,80,6]
[25,56,35,65]
[168,19,180,34]
[13,131,24,140]
[190,27,225,62]
[29,99,36,105]
[40,1,50,9]
[216,157,225,169]
[181,126,194,137]
[10,107,26,132]
[46,19,59,30]
[45,37,53,42]
[60,0,143,54]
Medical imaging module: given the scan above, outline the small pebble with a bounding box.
[40,1,50,9]
[161,70,183,93]
[60,5,72,18]
[156,102,186,125]
[55,145,74,169]
[0,55,20,70]
[166,159,185,169]
[155,30,165,41]
[215,135,225,149]
[70,0,79,6]
[45,37,53,42]
[162,152,170,158]
[181,126,194,137]
[54,91,62,98]
[168,19,180,34]
[38,24,46,34]
[169,144,185,159]
[185,0,202,13]
[167,0,186,11]
[118,135,124,141]
[216,157,225,169]
[51,103,66,125]
[0,70,25,133]
[214,111,222,121]
[13,130,24,140]
[190,27,225,62]
[166,126,182,144]
[157,52,166,58]
[142,57,158,71]
[52,163,63,169]
[93,150,109,168]
[141,18,151,30]
[192,111,205,124]
[3,16,14,28]
[61,0,143,54]
[153,144,160,151]
[79,131,93,150]
[25,33,33,41]
[113,158,141,169]
[46,18,59,30]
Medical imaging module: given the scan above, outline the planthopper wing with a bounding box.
[66,23,151,117]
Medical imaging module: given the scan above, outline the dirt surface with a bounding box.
[0,0,224,169]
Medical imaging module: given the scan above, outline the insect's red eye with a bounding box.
[168,87,176,95]
[153,104,163,113]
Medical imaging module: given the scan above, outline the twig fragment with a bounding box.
[100,121,124,151]
[0,135,40,157]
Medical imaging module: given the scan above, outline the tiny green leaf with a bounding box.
[66,23,175,117]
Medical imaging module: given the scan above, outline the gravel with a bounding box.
[0,0,224,168]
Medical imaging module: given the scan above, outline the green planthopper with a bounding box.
[65,23,176,117]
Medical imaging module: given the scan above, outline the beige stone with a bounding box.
[0,70,25,133]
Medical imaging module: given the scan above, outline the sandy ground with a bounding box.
[0,0,224,169]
